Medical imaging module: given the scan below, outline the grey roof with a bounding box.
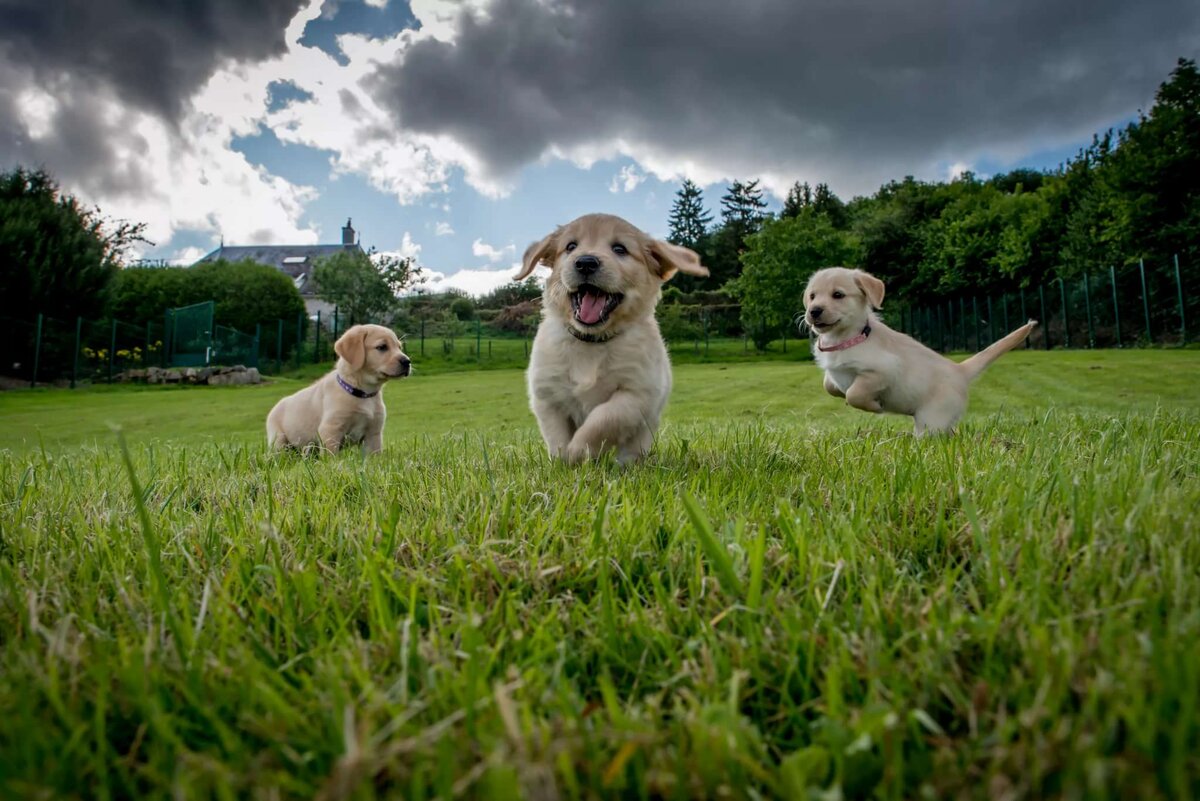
[195,243,361,296]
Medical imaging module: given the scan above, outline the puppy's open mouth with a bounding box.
[809,318,838,331]
[570,285,623,326]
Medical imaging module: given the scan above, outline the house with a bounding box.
[195,219,363,319]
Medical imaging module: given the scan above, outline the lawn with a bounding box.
[0,350,1198,799]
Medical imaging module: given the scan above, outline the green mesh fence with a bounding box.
[212,324,258,368]
[166,301,214,367]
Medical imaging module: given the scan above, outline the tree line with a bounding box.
[667,58,1200,343]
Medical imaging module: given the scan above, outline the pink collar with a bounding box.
[818,324,871,352]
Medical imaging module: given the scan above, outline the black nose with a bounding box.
[574,255,600,276]
[399,356,411,375]
[810,306,824,319]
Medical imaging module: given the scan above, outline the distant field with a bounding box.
[1,351,1198,798]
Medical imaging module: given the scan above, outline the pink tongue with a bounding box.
[577,291,608,324]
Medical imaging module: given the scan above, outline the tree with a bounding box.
[782,182,813,218]
[720,179,768,232]
[450,296,476,321]
[476,278,543,310]
[667,179,713,250]
[731,210,860,349]
[110,259,306,332]
[812,183,848,229]
[0,166,148,322]
[1099,57,1200,266]
[312,249,421,323]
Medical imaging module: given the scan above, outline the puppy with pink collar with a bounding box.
[805,267,1036,435]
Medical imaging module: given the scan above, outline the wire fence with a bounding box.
[19,255,1182,389]
[0,308,317,388]
[893,255,1196,352]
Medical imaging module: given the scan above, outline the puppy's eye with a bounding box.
[612,243,628,256]
[809,292,816,300]
[832,291,845,299]
[375,344,388,352]
[565,242,577,253]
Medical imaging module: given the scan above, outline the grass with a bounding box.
[275,335,811,380]
[0,350,1198,799]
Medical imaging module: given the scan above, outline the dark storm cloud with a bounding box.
[0,0,308,120]
[371,0,1200,192]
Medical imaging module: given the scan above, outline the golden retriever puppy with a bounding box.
[804,267,1036,435]
[515,213,709,464]
[266,323,410,454]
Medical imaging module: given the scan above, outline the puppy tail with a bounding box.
[957,319,1038,381]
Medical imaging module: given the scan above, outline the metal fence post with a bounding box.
[959,298,966,350]
[1002,294,1009,333]
[276,319,283,373]
[1020,288,1029,347]
[1083,273,1095,348]
[314,310,322,363]
[476,317,482,359]
[1139,259,1152,344]
[972,297,980,350]
[295,312,303,368]
[1039,285,1049,349]
[254,323,262,369]
[109,318,117,383]
[937,305,946,352]
[1109,265,1122,347]
[986,296,995,344]
[31,313,43,388]
[1058,278,1070,349]
[1174,254,1186,344]
[333,307,339,339]
[71,316,82,389]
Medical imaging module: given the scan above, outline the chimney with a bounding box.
[342,218,355,247]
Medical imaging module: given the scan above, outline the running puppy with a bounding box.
[804,267,1036,435]
[266,323,411,454]
[517,213,709,463]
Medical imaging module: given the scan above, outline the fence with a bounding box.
[1,306,318,388]
[893,255,1196,352]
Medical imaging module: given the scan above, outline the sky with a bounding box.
[2,0,1197,295]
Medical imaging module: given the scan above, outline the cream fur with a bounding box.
[266,323,411,454]
[805,267,1036,435]
[518,213,708,463]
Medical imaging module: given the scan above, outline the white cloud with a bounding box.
[947,161,973,181]
[471,238,515,262]
[416,265,540,297]
[373,231,422,263]
[608,164,645,193]
[169,245,210,265]
[434,220,455,236]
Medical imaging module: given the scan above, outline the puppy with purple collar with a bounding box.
[266,323,411,454]
[805,267,1036,435]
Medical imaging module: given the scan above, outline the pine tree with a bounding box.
[812,183,848,228]
[782,181,812,218]
[667,179,712,250]
[720,179,769,231]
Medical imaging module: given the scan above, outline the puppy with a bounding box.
[515,213,709,463]
[266,323,411,454]
[804,267,1036,435]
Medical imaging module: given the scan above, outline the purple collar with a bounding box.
[336,373,378,398]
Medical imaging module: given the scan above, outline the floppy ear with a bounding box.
[334,325,368,371]
[854,270,886,309]
[515,229,558,280]
[647,240,709,282]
